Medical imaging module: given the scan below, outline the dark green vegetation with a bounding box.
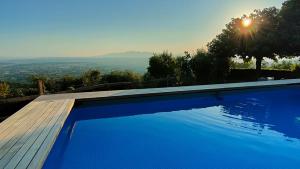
[278,0,300,56]
[207,0,299,74]
[0,0,300,100]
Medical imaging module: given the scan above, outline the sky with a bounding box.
[0,0,285,58]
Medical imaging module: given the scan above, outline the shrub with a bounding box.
[270,60,294,70]
[175,52,194,85]
[147,52,176,79]
[212,56,231,83]
[0,82,10,98]
[82,70,101,86]
[190,49,214,84]
[10,88,25,97]
[102,70,142,83]
[230,60,255,69]
[292,65,300,78]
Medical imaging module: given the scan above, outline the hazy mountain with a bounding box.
[0,51,153,83]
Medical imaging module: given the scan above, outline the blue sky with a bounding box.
[0,0,284,58]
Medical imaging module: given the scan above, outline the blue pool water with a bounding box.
[44,86,300,169]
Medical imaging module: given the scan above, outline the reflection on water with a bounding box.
[72,87,300,141]
[221,93,300,140]
[44,87,300,169]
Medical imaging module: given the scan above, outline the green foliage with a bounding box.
[212,56,231,83]
[278,0,300,56]
[247,8,280,57]
[190,49,214,84]
[10,88,25,97]
[291,64,300,71]
[102,70,142,83]
[29,74,47,93]
[44,79,58,93]
[41,75,81,92]
[245,7,280,71]
[175,52,194,84]
[207,19,239,59]
[0,82,10,98]
[270,60,294,70]
[147,52,176,79]
[208,7,280,73]
[60,76,78,90]
[230,60,255,69]
[82,70,101,86]
[292,65,300,78]
[3,0,300,97]
[30,75,48,84]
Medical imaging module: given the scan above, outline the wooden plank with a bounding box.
[0,101,39,133]
[22,100,74,169]
[0,102,49,148]
[0,102,49,152]
[3,101,65,169]
[0,102,56,168]
[14,100,70,168]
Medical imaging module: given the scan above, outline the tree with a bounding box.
[207,20,238,82]
[82,70,101,86]
[211,56,231,83]
[147,52,176,79]
[242,7,280,73]
[29,75,47,94]
[190,49,214,84]
[208,7,280,76]
[30,75,48,86]
[207,17,243,78]
[278,0,300,56]
[0,82,10,98]
[175,51,194,84]
[207,19,239,60]
[60,75,81,90]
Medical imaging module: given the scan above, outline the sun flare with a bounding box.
[242,18,252,27]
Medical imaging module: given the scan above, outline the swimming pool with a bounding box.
[44,86,300,169]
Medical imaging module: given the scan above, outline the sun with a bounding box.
[242,18,252,27]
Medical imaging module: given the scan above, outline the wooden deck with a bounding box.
[0,99,74,169]
[1,79,300,169]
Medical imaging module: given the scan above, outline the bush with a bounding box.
[10,88,25,97]
[44,79,59,93]
[228,69,294,82]
[82,70,101,86]
[190,49,214,84]
[292,65,300,78]
[270,60,294,70]
[212,56,230,83]
[102,70,142,83]
[230,60,255,69]
[147,52,176,79]
[0,82,10,98]
[60,75,82,90]
[175,52,194,85]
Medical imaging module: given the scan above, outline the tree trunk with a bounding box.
[38,80,45,95]
[256,57,263,79]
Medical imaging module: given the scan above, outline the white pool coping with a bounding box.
[37,79,300,101]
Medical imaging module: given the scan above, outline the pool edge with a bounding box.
[2,79,300,169]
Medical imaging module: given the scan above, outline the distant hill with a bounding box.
[0,51,153,83]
